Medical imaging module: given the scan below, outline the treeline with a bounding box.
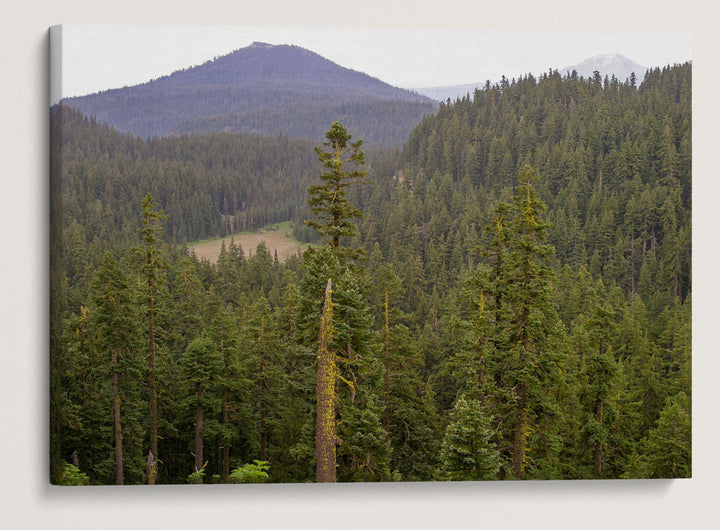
[50,64,691,484]
[63,92,435,146]
[170,98,438,148]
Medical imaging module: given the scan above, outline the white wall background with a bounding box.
[1,1,717,529]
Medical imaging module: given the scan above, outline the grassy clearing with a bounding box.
[187,221,308,263]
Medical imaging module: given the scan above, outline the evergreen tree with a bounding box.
[642,391,691,478]
[215,240,242,307]
[180,334,223,482]
[135,194,168,484]
[440,397,501,480]
[205,292,242,482]
[575,290,619,478]
[486,166,563,479]
[241,295,287,463]
[87,252,143,485]
[306,121,368,257]
[170,255,208,352]
[370,253,440,480]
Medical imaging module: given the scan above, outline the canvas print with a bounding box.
[49,25,691,485]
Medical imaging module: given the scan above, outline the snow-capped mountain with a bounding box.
[560,53,648,83]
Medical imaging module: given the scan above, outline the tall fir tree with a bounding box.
[180,334,223,482]
[87,253,143,484]
[482,165,564,479]
[306,121,368,258]
[136,194,168,484]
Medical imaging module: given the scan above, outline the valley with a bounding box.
[187,222,308,263]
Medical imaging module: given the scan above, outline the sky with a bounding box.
[52,25,691,103]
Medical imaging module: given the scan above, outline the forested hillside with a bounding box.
[379,64,691,313]
[62,42,437,145]
[50,63,691,485]
[53,105,318,242]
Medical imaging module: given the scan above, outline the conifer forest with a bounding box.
[49,62,691,485]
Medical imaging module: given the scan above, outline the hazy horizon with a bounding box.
[51,25,691,104]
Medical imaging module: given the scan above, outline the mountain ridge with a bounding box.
[62,42,437,145]
[148,42,424,97]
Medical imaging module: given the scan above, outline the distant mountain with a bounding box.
[414,53,650,102]
[413,83,482,102]
[560,53,647,83]
[62,42,437,145]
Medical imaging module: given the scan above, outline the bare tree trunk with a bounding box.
[260,427,268,462]
[260,353,268,461]
[221,392,230,482]
[146,450,156,484]
[111,349,124,485]
[382,288,390,434]
[512,383,528,479]
[594,401,604,477]
[315,279,337,483]
[147,291,158,485]
[513,302,531,480]
[219,326,230,483]
[195,388,204,480]
[222,394,230,482]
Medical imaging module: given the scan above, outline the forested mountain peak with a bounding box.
[61,42,437,144]
[173,41,420,97]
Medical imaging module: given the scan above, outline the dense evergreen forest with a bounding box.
[50,62,691,485]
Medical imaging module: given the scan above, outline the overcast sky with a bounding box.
[52,25,691,103]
